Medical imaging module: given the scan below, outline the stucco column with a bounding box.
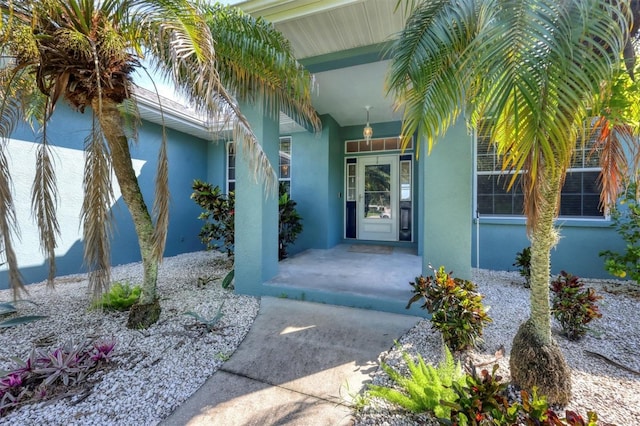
[234,104,279,295]
[421,120,473,280]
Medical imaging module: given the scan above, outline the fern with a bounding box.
[368,346,464,418]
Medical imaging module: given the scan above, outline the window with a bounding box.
[476,126,604,219]
[227,136,292,194]
[279,137,291,194]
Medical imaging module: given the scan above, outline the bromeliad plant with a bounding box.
[0,338,115,416]
[550,271,602,341]
[407,266,492,352]
[0,301,47,328]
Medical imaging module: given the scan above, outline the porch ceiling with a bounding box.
[232,0,409,128]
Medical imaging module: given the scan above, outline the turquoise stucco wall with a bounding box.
[472,218,626,279]
[234,102,280,294]
[421,120,473,280]
[1,104,209,289]
[287,127,329,251]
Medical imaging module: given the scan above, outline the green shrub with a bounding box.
[191,179,303,261]
[278,182,303,260]
[444,363,518,425]
[191,180,235,256]
[407,266,492,352]
[91,282,141,311]
[519,387,598,425]
[368,345,464,418]
[513,246,532,288]
[550,271,602,341]
[599,182,640,283]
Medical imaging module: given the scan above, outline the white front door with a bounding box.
[357,155,398,241]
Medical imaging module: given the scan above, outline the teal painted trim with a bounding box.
[301,42,393,73]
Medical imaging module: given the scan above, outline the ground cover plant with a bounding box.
[367,346,464,419]
[0,339,115,416]
[369,348,598,426]
[90,282,141,311]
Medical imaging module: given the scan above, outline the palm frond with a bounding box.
[391,0,631,231]
[201,3,320,132]
[81,117,114,300]
[0,148,24,298]
[141,0,281,192]
[387,0,480,154]
[31,115,60,288]
[151,131,169,263]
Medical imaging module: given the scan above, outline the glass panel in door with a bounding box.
[364,164,392,219]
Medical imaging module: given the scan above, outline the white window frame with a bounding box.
[227,136,292,194]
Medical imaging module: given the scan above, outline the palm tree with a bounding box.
[389,0,639,404]
[0,0,320,328]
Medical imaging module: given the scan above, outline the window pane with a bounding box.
[494,195,514,215]
[560,195,582,216]
[562,173,581,194]
[280,180,290,195]
[582,171,601,194]
[228,167,235,180]
[372,138,385,151]
[477,195,494,215]
[582,195,602,217]
[477,155,495,172]
[364,164,392,219]
[477,175,494,195]
[279,137,291,181]
[346,141,358,153]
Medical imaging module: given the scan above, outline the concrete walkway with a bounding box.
[162,297,421,426]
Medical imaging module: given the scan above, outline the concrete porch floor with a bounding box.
[265,244,422,305]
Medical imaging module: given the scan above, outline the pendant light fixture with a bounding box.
[363,106,373,144]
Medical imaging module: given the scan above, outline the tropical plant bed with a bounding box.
[0,251,258,424]
[354,269,640,426]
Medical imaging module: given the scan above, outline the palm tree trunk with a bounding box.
[93,98,158,306]
[509,165,571,405]
[528,167,561,345]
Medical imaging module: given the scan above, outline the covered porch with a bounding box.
[262,244,426,316]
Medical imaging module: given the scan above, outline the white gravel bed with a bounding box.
[355,269,640,426]
[0,250,259,426]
